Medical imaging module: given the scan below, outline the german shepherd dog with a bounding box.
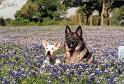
[64,26,94,64]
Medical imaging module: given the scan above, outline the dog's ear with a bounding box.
[54,42,61,48]
[76,26,82,37]
[42,40,48,47]
[65,25,71,34]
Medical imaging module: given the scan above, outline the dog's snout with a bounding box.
[68,43,74,48]
[47,51,50,54]
[70,44,73,47]
[47,51,51,55]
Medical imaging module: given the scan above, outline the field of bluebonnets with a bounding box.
[0,26,124,84]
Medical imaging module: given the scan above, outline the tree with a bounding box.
[15,0,66,23]
[99,1,113,26]
[96,0,124,26]
[82,1,98,26]
[37,0,64,19]
[20,2,39,20]
[63,0,97,26]
[112,6,124,26]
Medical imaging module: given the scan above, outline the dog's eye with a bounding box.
[52,48,54,50]
[46,48,48,49]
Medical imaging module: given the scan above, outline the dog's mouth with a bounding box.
[47,53,51,56]
[47,53,52,57]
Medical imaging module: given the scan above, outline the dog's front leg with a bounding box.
[64,51,72,64]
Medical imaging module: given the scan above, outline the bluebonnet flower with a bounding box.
[89,73,95,81]
[106,74,115,84]
[95,68,103,76]
[3,79,10,84]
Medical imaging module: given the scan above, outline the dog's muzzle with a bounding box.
[69,44,73,48]
[68,42,78,49]
[47,51,51,55]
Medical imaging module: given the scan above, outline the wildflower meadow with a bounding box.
[0,26,124,84]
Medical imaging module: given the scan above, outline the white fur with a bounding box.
[42,40,61,55]
[45,45,59,55]
[55,59,61,65]
[42,58,61,66]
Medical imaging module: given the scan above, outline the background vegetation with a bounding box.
[1,0,124,26]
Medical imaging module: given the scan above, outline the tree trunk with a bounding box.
[107,17,111,26]
[89,14,92,26]
[101,1,105,26]
[107,17,110,26]
[107,9,111,26]
[109,19,111,26]
[86,15,89,25]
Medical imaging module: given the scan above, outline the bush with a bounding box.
[92,15,100,25]
[41,17,55,25]
[28,22,42,26]
[10,19,30,26]
[111,6,124,26]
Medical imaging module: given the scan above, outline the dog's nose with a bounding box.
[47,51,50,55]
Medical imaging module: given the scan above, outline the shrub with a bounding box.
[92,15,100,25]
[111,6,124,26]
[10,19,30,26]
[41,17,55,25]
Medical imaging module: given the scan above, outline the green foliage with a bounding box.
[41,17,55,25]
[19,76,47,84]
[116,6,124,26]
[111,6,124,26]
[14,0,66,25]
[92,15,100,25]
[21,1,39,18]
[37,0,62,18]
[10,19,30,26]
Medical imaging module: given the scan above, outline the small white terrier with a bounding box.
[42,40,61,66]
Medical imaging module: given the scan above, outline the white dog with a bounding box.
[42,40,61,66]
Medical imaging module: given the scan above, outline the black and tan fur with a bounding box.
[64,26,94,64]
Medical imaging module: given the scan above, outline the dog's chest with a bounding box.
[65,51,78,64]
[65,48,88,63]
[71,51,82,63]
[43,57,61,65]
[44,57,56,65]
